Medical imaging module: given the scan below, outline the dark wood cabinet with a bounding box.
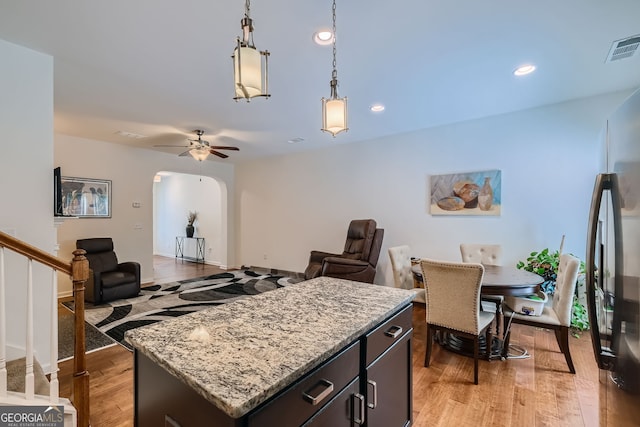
[365,332,412,427]
[247,341,361,427]
[364,303,413,427]
[302,378,362,427]
[134,303,413,427]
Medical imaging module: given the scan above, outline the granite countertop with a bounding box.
[125,276,416,418]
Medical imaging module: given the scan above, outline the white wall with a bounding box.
[153,173,223,265]
[0,39,56,369]
[236,91,632,286]
[55,135,236,295]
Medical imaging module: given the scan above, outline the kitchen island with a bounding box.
[126,276,416,426]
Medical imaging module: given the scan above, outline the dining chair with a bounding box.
[388,245,425,303]
[460,243,504,334]
[420,258,494,384]
[503,253,580,373]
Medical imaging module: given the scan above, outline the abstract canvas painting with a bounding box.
[61,176,111,218]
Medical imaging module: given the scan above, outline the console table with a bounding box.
[175,236,205,264]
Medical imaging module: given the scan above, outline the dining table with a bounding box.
[411,263,544,360]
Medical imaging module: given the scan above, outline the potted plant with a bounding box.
[186,211,197,238]
[516,248,589,336]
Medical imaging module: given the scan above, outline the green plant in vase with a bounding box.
[516,248,559,293]
[516,248,589,336]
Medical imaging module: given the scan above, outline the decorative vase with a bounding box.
[186,225,195,238]
[478,177,493,211]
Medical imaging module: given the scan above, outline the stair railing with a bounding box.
[0,230,90,427]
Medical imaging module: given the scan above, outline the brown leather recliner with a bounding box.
[304,219,384,283]
[76,237,141,304]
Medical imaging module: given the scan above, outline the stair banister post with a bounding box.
[49,267,59,403]
[71,249,90,427]
[0,247,6,398]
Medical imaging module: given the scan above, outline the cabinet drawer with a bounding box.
[302,377,361,427]
[365,304,412,366]
[248,340,360,427]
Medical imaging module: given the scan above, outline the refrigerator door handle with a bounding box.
[586,173,617,370]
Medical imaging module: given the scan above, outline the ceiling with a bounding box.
[1,0,639,163]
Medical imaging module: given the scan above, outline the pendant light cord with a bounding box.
[331,0,338,80]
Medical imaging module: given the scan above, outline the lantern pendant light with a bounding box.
[321,0,348,137]
[232,0,270,101]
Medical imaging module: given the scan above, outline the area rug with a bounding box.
[58,305,117,361]
[64,269,302,350]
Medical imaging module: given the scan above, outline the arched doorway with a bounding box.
[152,171,226,269]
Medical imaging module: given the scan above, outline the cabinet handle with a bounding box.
[385,325,403,338]
[165,415,181,427]
[302,379,334,406]
[367,380,378,409]
[353,393,366,425]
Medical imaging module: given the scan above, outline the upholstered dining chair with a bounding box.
[388,245,425,303]
[503,253,580,373]
[420,259,494,384]
[460,243,504,333]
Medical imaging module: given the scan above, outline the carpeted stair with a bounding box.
[7,357,49,395]
[5,357,78,427]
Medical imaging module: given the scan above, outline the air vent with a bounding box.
[606,34,640,62]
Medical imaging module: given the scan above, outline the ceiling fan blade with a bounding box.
[178,150,193,157]
[208,146,240,151]
[209,150,229,159]
[154,144,191,148]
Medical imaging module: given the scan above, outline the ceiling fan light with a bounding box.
[189,147,210,161]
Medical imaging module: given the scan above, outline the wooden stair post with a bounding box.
[71,249,90,427]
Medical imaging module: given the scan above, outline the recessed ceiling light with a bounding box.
[288,137,305,144]
[513,64,536,76]
[370,104,385,112]
[313,30,334,45]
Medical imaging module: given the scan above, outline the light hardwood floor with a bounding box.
[58,257,639,426]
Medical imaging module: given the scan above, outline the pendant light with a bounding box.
[232,0,270,101]
[321,0,348,137]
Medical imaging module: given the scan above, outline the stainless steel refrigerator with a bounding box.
[587,87,640,425]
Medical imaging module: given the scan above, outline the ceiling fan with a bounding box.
[154,129,240,160]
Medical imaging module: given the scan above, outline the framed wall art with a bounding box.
[61,176,111,218]
[429,169,501,216]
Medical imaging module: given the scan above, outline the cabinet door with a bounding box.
[303,378,363,427]
[365,331,412,427]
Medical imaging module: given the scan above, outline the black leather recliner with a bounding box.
[76,237,141,304]
[304,219,384,284]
